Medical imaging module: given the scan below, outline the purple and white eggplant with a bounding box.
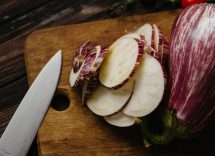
[168,3,215,134]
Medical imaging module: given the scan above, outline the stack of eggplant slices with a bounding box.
[70,23,169,127]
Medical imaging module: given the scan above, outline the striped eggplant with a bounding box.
[139,3,215,145]
[168,3,215,135]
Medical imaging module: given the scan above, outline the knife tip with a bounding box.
[56,49,62,55]
[55,49,62,60]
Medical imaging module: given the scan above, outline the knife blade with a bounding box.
[0,50,62,156]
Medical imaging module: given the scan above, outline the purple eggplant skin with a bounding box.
[168,3,215,135]
[138,3,215,145]
[72,41,91,73]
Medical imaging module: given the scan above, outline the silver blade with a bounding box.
[0,50,62,156]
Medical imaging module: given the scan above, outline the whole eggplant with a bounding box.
[138,3,215,145]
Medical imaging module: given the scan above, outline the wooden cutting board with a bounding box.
[24,10,180,156]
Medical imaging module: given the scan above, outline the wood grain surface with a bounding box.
[24,10,214,156]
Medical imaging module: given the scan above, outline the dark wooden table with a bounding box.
[0,0,214,155]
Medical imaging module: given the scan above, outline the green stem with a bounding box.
[137,118,175,145]
[164,110,193,139]
[137,109,195,145]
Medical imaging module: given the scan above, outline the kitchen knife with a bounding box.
[0,50,62,156]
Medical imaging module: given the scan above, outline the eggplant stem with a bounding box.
[136,118,175,145]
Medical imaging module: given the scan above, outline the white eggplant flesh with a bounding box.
[87,80,135,116]
[89,46,101,70]
[136,23,153,47]
[104,112,136,127]
[120,32,150,53]
[70,63,85,87]
[152,24,170,63]
[123,53,165,117]
[99,37,144,89]
[120,32,143,40]
[152,24,160,57]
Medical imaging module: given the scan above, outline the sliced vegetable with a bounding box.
[157,27,169,56]
[82,45,108,104]
[81,75,99,106]
[120,32,143,40]
[72,41,91,72]
[136,23,153,47]
[99,37,144,89]
[79,46,99,80]
[152,24,160,57]
[69,63,85,87]
[123,53,165,117]
[152,24,170,62]
[136,23,170,63]
[70,44,107,87]
[69,41,91,87]
[104,112,136,127]
[87,80,135,116]
[81,46,108,105]
[89,45,108,76]
[152,25,170,82]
